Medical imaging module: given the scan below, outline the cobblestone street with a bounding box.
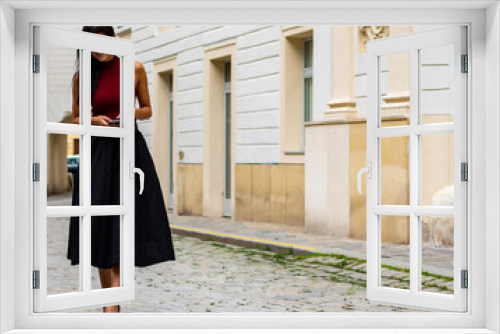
[47,192,453,313]
[49,219,411,313]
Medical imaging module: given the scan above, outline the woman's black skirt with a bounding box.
[67,128,176,269]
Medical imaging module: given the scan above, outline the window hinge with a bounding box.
[33,54,40,73]
[461,270,468,289]
[33,163,40,182]
[33,270,40,289]
[461,162,468,182]
[461,54,468,73]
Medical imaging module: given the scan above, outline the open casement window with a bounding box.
[363,26,467,312]
[33,26,139,312]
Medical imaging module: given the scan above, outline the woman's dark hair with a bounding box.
[73,26,116,103]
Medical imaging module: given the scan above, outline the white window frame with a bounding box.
[1,2,498,333]
[32,25,137,313]
[365,26,468,312]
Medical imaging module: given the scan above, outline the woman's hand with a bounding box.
[91,115,112,126]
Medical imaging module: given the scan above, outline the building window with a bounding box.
[168,72,174,209]
[302,38,313,147]
[280,26,313,163]
[223,60,232,217]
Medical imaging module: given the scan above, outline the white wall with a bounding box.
[485,3,500,332]
[0,2,16,333]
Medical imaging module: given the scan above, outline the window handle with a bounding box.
[357,162,372,195]
[129,162,145,195]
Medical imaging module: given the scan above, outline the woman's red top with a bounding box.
[92,55,137,119]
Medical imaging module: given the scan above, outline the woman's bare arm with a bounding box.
[134,61,152,120]
[72,73,80,124]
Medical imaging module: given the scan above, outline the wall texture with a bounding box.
[119,25,282,163]
[235,164,304,226]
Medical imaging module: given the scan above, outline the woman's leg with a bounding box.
[98,268,112,288]
[99,264,120,312]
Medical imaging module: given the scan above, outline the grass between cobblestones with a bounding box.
[202,239,454,294]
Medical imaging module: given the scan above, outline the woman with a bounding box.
[67,26,176,313]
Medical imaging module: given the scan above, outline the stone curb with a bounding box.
[171,227,317,256]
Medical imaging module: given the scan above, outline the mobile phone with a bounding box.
[108,119,120,125]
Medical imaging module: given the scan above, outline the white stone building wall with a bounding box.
[119,25,282,164]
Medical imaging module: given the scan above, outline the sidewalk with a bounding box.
[169,214,453,277]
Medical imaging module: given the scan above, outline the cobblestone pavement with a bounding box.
[49,218,417,313]
[46,192,453,313]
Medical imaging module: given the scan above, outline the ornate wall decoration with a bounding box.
[358,26,389,53]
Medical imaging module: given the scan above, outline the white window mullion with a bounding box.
[121,51,136,297]
[89,126,129,138]
[81,48,92,296]
[46,205,130,217]
[373,126,411,138]
[372,205,454,216]
[82,214,92,294]
[409,47,419,294]
[413,123,454,135]
[46,123,87,135]
[372,205,411,215]
[366,41,379,299]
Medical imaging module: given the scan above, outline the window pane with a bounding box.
[304,39,313,68]
[421,216,454,295]
[91,215,122,290]
[47,133,81,206]
[419,44,454,124]
[169,100,174,195]
[47,44,81,125]
[304,77,313,122]
[224,62,231,82]
[89,52,122,128]
[379,51,410,127]
[91,136,122,206]
[380,215,410,290]
[380,136,409,205]
[225,92,232,200]
[421,133,454,206]
[47,216,82,295]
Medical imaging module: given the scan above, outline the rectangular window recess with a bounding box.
[461,270,468,289]
[33,270,40,289]
[33,163,40,182]
[461,162,468,181]
[461,54,468,73]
